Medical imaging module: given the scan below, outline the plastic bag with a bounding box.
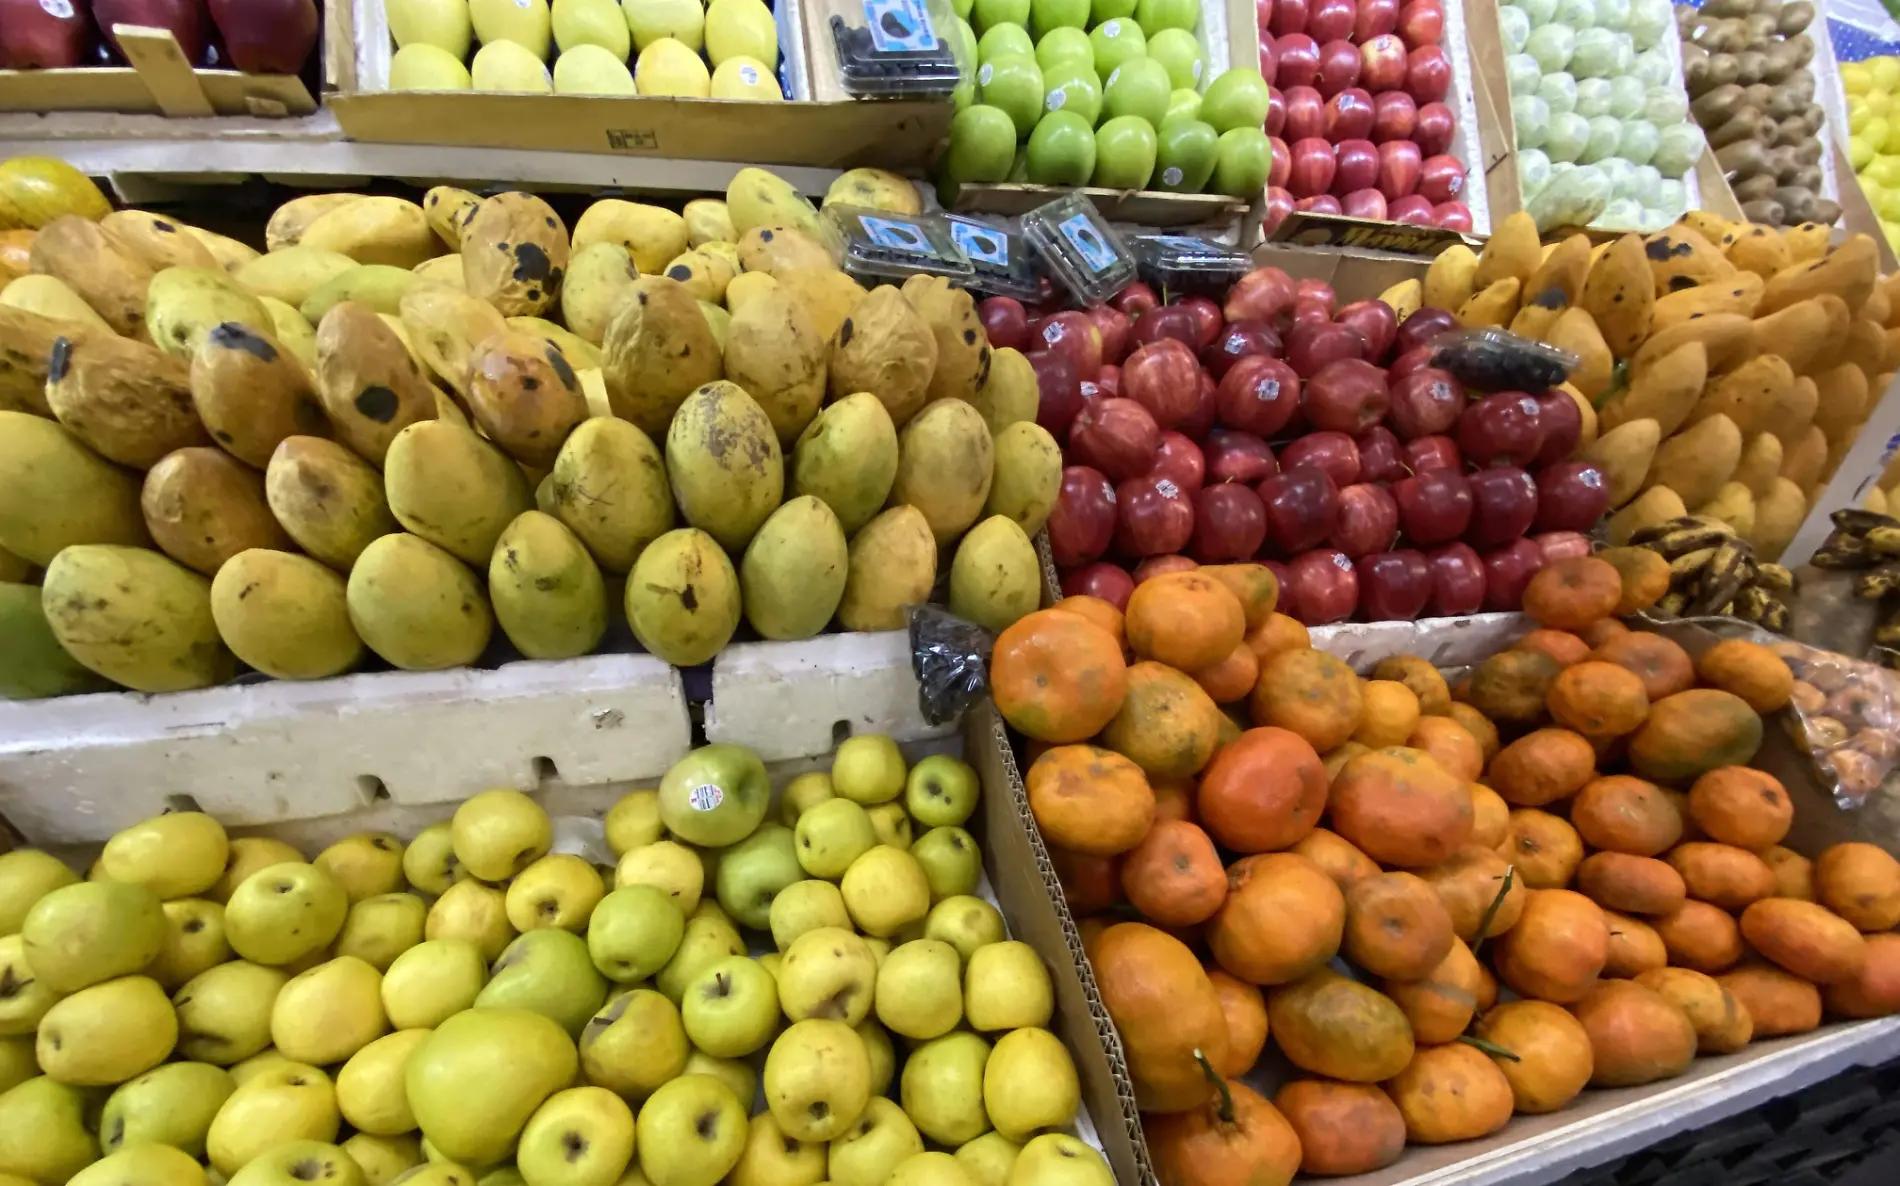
[1430,328,1580,393]
[1771,638,1900,810]
[909,604,995,726]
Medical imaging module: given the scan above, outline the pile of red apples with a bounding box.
[979,266,1611,626]
[1258,0,1473,233]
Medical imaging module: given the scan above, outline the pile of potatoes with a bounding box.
[1680,0,1841,227]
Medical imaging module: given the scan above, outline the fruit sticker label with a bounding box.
[1057,213,1117,274]
[40,0,74,16]
[862,0,939,53]
[688,783,724,812]
[949,221,1009,267]
[857,214,942,260]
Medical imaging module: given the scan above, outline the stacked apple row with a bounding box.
[1257,0,1473,232]
[0,0,318,74]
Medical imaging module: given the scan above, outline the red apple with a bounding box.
[1332,482,1400,558]
[1150,431,1207,489]
[1029,350,1083,437]
[1324,87,1375,139]
[1357,0,1401,39]
[1458,391,1546,466]
[1405,45,1452,103]
[1335,299,1399,363]
[1307,0,1354,41]
[1534,531,1593,562]
[1292,300,1333,333]
[1260,33,1278,80]
[1259,466,1340,553]
[1393,307,1458,356]
[1316,39,1362,97]
[1224,266,1298,324]
[1284,85,1326,141]
[1270,136,1292,189]
[1297,278,1336,313]
[1377,139,1423,200]
[1427,542,1486,615]
[1533,391,1582,464]
[1393,468,1472,545]
[1097,365,1121,397]
[1049,465,1118,567]
[1388,194,1436,225]
[0,0,93,67]
[1390,345,1435,379]
[1361,34,1408,92]
[1304,359,1389,435]
[1217,355,1301,437]
[1269,0,1309,35]
[1371,91,1417,143]
[1267,85,1287,137]
[1398,0,1444,46]
[1286,319,1364,377]
[1121,338,1203,429]
[1175,296,1222,349]
[1205,429,1280,485]
[1332,139,1379,196]
[1033,311,1104,379]
[1279,430,1361,488]
[1181,370,1219,440]
[1264,559,1299,618]
[1418,154,1466,204]
[1203,320,1284,379]
[1357,425,1405,483]
[1288,137,1338,198]
[1115,473,1196,557]
[208,0,317,73]
[1403,434,1461,474]
[1387,366,1463,438]
[1111,282,1160,317]
[1340,189,1388,221]
[1295,195,1343,215]
[979,297,1030,351]
[1287,548,1358,624]
[1069,397,1162,482]
[1087,305,1134,366]
[95,0,210,63]
[1061,561,1136,610]
[1481,538,1545,611]
[1414,102,1456,156]
[1533,460,1610,532]
[1434,202,1474,232]
[1466,466,1538,548]
[1135,554,1199,583]
[1130,305,1202,350]
[1192,484,1269,562]
[1359,549,1431,620]
[1275,33,1321,89]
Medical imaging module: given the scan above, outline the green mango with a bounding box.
[39,546,234,693]
[740,496,846,641]
[624,528,739,667]
[488,512,608,661]
[346,534,493,671]
[0,411,149,566]
[664,380,783,552]
[0,582,110,699]
[948,515,1039,633]
[210,550,364,681]
[790,392,898,536]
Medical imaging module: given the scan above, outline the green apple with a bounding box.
[1146,27,1204,90]
[729,1111,824,1186]
[682,956,779,1059]
[450,789,551,883]
[102,811,229,900]
[923,896,1007,963]
[206,1063,341,1175]
[21,880,165,991]
[904,756,980,829]
[225,1140,363,1186]
[762,1019,871,1142]
[72,1147,206,1186]
[37,975,176,1087]
[604,788,663,856]
[1029,0,1088,32]
[401,825,461,896]
[1025,111,1097,185]
[0,1077,99,1186]
[516,1086,633,1186]
[1090,0,1135,19]
[956,1133,1022,1186]
[768,879,850,951]
[425,880,513,963]
[99,1061,235,1157]
[794,798,877,881]
[1165,86,1201,122]
[982,1027,1078,1141]
[964,939,1054,1032]
[943,106,1019,184]
[1211,126,1272,196]
[840,847,932,939]
[873,939,963,1040]
[407,1009,577,1169]
[314,832,405,904]
[614,840,703,917]
[337,1029,431,1138]
[857,1019,896,1097]
[777,771,835,826]
[910,827,983,902]
[0,850,78,936]
[1134,0,1197,33]
[0,934,57,1034]
[271,957,388,1068]
[977,23,1034,64]
[0,1036,30,1095]
[1103,55,1170,126]
[866,803,913,851]
[828,1095,922,1186]
[953,0,973,17]
[655,912,745,1005]
[173,960,287,1065]
[713,823,802,931]
[900,1032,993,1146]
[831,734,907,805]
[636,1075,747,1186]
[579,989,688,1100]
[970,0,1030,35]
[1092,115,1158,188]
[1088,18,1145,81]
[588,886,684,985]
[1155,116,1219,191]
[777,926,877,1025]
[478,930,608,1038]
[224,864,347,969]
[381,938,486,1030]
[1034,27,1092,72]
[681,1050,753,1109]
[1199,67,1271,133]
[1010,1135,1113,1185]
[344,1133,424,1186]
[1008,147,1031,181]
[333,893,425,974]
[660,743,771,848]
[1041,61,1102,128]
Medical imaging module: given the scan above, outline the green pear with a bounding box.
[763,1019,870,1143]
[982,1028,1077,1142]
[588,886,684,984]
[831,735,905,805]
[873,940,962,1040]
[889,1152,976,1186]
[70,1143,206,1186]
[174,960,287,1065]
[479,930,608,1038]
[381,939,488,1030]
[148,898,232,988]
[402,824,464,895]
[505,855,604,933]
[425,880,515,962]
[965,941,1052,1032]
[272,956,389,1066]
[336,894,428,971]
[580,989,688,1100]
[0,934,60,1035]
[408,1009,577,1167]
[100,1061,235,1157]
[225,863,349,966]
[0,851,78,936]
[792,800,876,881]
[906,756,980,829]
[337,1029,432,1136]
[911,828,983,902]
[681,1049,754,1109]
[768,880,850,951]
[603,789,664,856]
[956,1132,1020,1186]
[777,772,835,826]
[101,811,230,899]
[655,913,745,1004]
[0,1035,35,1095]
[228,1140,366,1186]
[857,1019,894,1096]
[613,842,703,917]
[635,1075,746,1186]
[1006,1135,1111,1185]
[206,1062,341,1176]
[0,1077,97,1184]
[315,833,408,904]
[517,1087,634,1186]
[450,790,553,883]
[36,975,176,1085]
[924,896,1006,963]
[776,926,876,1025]
[839,848,930,938]
[341,1132,424,1186]
[658,744,772,848]
[865,804,913,851]
[827,1095,922,1186]
[21,880,165,991]
[681,956,778,1059]
[215,838,308,904]
[714,824,802,931]
[727,1111,822,1186]
[900,1033,991,1146]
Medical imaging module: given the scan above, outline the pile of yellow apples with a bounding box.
[0,734,1110,1186]
[1842,55,1900,252]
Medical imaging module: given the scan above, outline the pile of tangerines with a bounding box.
[988,552,1900,1185]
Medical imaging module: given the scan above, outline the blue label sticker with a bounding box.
[863,0,938,52]
[950,221,1009,266]
[858,214,937,257]
[1058,213,1117,274]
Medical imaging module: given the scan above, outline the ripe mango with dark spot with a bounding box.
[463,192,571,318]
[489,511,608,661]
[313,301,440,466]
[664,380,783,552]
[40,544,235,692]
[210,549,363,680]
[541,417,675,574]
[827,285,936,427]
[146,266,272,360]
[901,273,989,405]
[265,436,400,572]
[600,276,722,434]
[625,526,740,665]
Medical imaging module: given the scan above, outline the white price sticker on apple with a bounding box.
[40,0,75,17]
[688,783,724,812]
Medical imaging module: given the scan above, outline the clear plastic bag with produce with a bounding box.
[1771,638,1900,810]
[909,603,994,726]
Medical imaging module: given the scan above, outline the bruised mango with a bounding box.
[600,276,723,434]
[948,515,1040,633]
[790,392,898,536]
[740,495,847,641]
[44,331,206,467]
[721,288,826,445]
[625,527,741,666]
[398,285,508,397]
[346,533,493,671]
[542,417,674,573]
[489,510,608,660]
[384,419,535,565]
[141,447,292,577]
[265,436,399,571]
[314,301,441,466]
[890,398,994,545]
[901,274,989,405]
[664,380,783,552]
[462,192,570,318]
[827,285,937,427]
[147,267,273,361]
[210,549,364,680]
[40,544,236,692]
[464,331,589,468]
[967,345,1038,435]
[28,215,156,338]
[189,323,329,468]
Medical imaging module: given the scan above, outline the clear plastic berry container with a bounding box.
[828,0,962,97]
[943,214,1042,300]
[1020,193,1136,308]
[820,204,974,284]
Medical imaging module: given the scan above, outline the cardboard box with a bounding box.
[0,23,318,117]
